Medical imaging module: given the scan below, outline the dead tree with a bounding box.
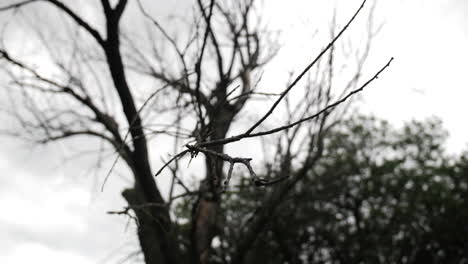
[0,0,391,263]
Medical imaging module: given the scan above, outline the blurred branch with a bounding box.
[194,0,216,134]
[136,0,192,91]
[0,48,133,161]
[0,0,39,11]
[197,0,224,79]
[44,0,105,45]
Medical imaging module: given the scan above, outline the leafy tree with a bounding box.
[205,116,468,263]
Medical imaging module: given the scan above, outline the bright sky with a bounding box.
[1,0,467,263]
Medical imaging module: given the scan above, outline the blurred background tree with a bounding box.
[186,115,468,263]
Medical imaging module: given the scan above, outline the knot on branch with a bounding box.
[189,149,199,159]
[107,202,168,228]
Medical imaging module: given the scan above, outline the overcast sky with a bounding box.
[1,0,467,263]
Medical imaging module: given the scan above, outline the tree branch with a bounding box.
[114,0,128,19]
[245,0,368,136]
[194,56,392,148]
[0,0,39,11]
[0,48,130,157]
[45,0,105,46]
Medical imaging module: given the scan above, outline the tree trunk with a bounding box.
[103,19,183,263]
[123,186,182,264]
[192,104,237,264]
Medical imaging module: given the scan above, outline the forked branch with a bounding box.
[153,0,392,191]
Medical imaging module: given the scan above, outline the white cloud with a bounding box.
[0,144,138,263]
[3,242,93,264]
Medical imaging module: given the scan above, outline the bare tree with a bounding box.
[0,0,391,263]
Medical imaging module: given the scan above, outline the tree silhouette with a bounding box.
[0,0,391,263]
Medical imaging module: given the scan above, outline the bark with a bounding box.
[123,188,172,264]
[192,91,239,264]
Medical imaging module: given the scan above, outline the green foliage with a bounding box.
[176,116,468,263]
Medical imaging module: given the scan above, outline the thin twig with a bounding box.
[244,0,368,136]
[245,57,393,138]
[154,149,190,177]
[196,56,393,148]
